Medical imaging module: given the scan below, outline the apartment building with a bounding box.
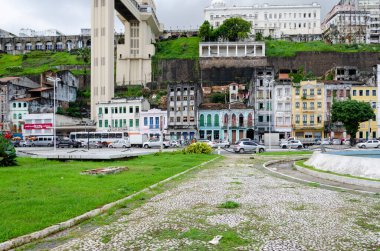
[273,76,293,140]
[292,81,325,139]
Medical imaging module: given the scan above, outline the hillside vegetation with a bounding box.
[0,51,89,77]
[153,37,380,59]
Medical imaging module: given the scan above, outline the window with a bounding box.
[114,107,118,114]
[310,89,314,96]
[353,90,357,96]
[98,108,102,114]
[18,103,21,108]
[13,114,16,119]
[214,114,219,126]
[135,119,139,127]
[115,120,118,128]
[200,114,205,127]
[310,115,314,124]
[18,114,22,119]
[359,90,363,96]
[303,89,307,96]
[135,107,139,113]
[123,107,126,113]
[295,102,300,108]
[105,107,108,114]
[318,102,322,108]
[310,102,315,110]
[144,117,148,126]
[258,116,263,123]
[296,89,300,95]
[366,90,370,96]
[130,107,133,113]
[129,119,133,127]
[13,103,16,108]
[303,115,307,124]
[296,115,300,124]
[303,102,307,109]
[99,120,103,128]
[317,89,321,95]
[105,120,108,127]
[177,117,181,122]
[207,114,212,126]
[373,90,377,96]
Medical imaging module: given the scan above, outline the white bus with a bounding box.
[69,132,129,146]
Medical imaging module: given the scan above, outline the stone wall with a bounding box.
[153,52,380,85]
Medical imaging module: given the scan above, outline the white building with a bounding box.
[273,77,293,139]
[322,3,371,44]
[19,28,64,37]
[140,109,167,138]
[204,0,322,39]
[199,42,265,57]
[23,113,53,137]
[96,98,150,132]
[9,100,29,133]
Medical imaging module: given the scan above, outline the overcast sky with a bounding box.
[0,0,338,35]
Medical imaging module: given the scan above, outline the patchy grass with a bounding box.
[355,218,380,232]
[296,160,380,182]
[154,37,200,59]
[219,201,240,209]
[258,151,312,156]
[308,182,321,188]
[0,153,215,242]
[292,204,307,211]
[266,40,380,57]
[0,51,88,77]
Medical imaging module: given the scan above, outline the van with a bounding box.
[31,136,56,147]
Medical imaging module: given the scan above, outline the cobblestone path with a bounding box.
[50,155,380,251]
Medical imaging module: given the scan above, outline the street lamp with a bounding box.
[47,76,61,152]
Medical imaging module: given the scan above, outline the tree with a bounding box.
[217,17,252,41]
[199,21,216,41]
[331,100,375,146]
[210,93,227,104]
[0,137,17,167]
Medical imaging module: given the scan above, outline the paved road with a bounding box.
[25,154,380,251]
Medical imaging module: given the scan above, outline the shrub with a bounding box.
[0,137,17,167]
[182,142,213,154]
[219,201,240,209]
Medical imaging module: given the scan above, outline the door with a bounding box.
[239,130,244,141]
[232,130,237,144]
[246,129,254,140]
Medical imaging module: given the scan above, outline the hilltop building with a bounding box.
[204,0,322,40]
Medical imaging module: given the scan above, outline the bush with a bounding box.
[182,142,213,154]
[0,137,17,167]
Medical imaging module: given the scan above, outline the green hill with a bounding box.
[0,51,89,77]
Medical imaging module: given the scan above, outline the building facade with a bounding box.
[96,98,150,132]
[351,85,378,139]
[23,113,54,137]
[322,3,370,44]
[204,0,321,39]
[292,81,325,139]
[273,80,292,140]
[140,108,167,138]
[167,83,202,141]
[9,100,29,133]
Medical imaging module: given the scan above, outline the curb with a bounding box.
[294,164,380,189]
[263,159,377,195]
[0,156,221,251]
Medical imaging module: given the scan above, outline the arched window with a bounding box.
[248,113,253,127]
[207,114,212,127]
[224,114,229,127]
[239,114,244,127]
[200,114,205,127]
[214,114,220,127]
[232,114,237,127]
[18,114,22,120]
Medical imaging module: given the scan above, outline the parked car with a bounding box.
[332,138,342,145]
[84,141,104,148]
[235,138,252,144]
[320,139,332,145]
[357,140,380,148]
[233,141,266,153]
[170,140,180,147]
[143,139,170,149]
[57,139,82,148]
[213,140,230,148]
[20,140,33,147]
[108,139,131,148]
[280,140,304,149]
[11,140,20,147]
[197,140,216,148]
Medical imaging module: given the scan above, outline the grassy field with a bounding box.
[0,153,215,242]
[154,37,200,59]
[0,51,88,77]
[258,151,312,156]
[265,40,380,57]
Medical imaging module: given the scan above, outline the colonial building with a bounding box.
[139,108,167,138]
[273,75,292,140]
[351,85,378,139]
[199,103,254,143]
[204,0,321,40]
[250,67,275,140]
[292,81,325,139]
[167,83,202,141]
[96,97,150,132]
[322,3,370,44]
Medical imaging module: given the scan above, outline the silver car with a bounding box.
[233,141,266,153]
[143,139,170,149]
[280,140,303,149]
[108,139,131,148]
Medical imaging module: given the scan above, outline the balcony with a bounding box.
[149,124,159,129]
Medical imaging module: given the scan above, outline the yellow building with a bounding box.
[351,85,378,140]
[292,81,325,139]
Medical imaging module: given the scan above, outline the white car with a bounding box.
[321,139,331,145]
[170,140,180,147]
[357,140,380,149]
[198,140,216,147]
[213,140,230,148]
[280,140,304,149]
[108,139,131,148]
[143,139,170,149]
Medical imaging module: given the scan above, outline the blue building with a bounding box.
[199,103,254,143]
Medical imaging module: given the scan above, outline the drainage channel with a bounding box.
[265,160,380,194]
